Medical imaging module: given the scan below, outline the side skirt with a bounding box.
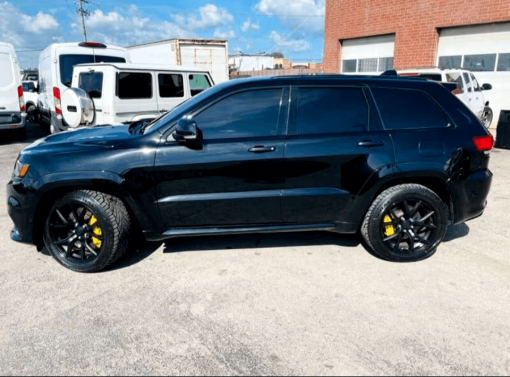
[144,222,359,242]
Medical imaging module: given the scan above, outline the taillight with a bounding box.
[53,87,62,115]
[473,135,494,151]
[17,85,25,112]
[452,88,462,95]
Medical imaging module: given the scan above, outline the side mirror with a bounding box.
[482,83,492,91]
[173,118,198,142]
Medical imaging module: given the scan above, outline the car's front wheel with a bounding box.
[361,184,448,262]
[44,190,131,272]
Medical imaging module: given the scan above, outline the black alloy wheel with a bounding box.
[362,184,448,262]
[44,190,130,272]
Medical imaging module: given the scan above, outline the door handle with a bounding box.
[159,109,169,113]
[248,146,276,153]
[358,140,384,147]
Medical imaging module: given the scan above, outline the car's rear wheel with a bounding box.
[361,184,448,262]
[44,190,130,272]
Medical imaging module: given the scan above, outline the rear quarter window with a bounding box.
[371,88,451,130]
[0,53,14,87]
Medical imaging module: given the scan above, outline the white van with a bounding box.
[61,63,214,128]
[0,42,26,139]
[38,42,130,133]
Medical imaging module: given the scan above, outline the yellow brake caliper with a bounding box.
[89,216,102,249]
[383,215,395,237]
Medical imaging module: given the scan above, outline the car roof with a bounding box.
[73,62,211,74]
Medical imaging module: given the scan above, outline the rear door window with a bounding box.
[0,53,14,87]
[117,72,152,99]
[79,72,103,98]
[371,88,450,130]
[158,74,184,98]
[189,74,211,96]
[296,87,368,135]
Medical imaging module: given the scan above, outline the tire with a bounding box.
[481,106,493,129]
[44,190,131,272]
[361,184,448,262]
[26,105,37,124]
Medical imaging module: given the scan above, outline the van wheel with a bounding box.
[44,190,131,272]
[361,184,448,262]
[26,105,37,124]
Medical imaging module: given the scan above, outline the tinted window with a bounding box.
[189,74,211,96]
[372,88,450,130]
[159,74,184,98]
[193,89,282,139]
[463,54,496,71]
[343,59,357,73]
[118,72,152,99]
[297,88,368,135]
[497,53,510,71]
[0,53,13,87]
[439,56,462,69]
[59,55,126,87]
[79,72,103,98]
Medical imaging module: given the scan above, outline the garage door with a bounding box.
[341,34,395,74]
[437,23,510,127]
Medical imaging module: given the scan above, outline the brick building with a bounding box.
[324,0,510,73]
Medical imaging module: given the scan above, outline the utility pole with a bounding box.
[75,0,92,42]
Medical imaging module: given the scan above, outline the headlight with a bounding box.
[12,159,30,178]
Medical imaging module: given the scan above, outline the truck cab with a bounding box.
[65,63,214,127]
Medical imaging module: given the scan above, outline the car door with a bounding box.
[154,87,289,228]
[156,71,187,115]
[281,86,394,227]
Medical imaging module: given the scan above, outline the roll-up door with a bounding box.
[341,34,395,75]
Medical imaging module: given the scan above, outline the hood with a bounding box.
[24,125,133,153]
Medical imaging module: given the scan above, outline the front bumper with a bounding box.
[7,179,38,245]
[448,169,493,225]
[0,111,26,130]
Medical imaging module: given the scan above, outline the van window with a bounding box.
[59,55,126,87]
[158,74,184,98]
[372,88,450,130]
[0,53,14,87]
[118,72,152,99]
[79,72,103,98]
[189,74,211,96]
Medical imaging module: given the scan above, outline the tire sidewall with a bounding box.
[366,186,448,262]
[44,192,116,273]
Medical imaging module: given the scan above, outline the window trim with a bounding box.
[369,87,455,131]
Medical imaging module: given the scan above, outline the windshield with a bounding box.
[59,54,126,87]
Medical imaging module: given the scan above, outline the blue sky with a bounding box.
[1,0,325,68]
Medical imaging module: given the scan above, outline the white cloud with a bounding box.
[21,12,59,33]
[269,31,310,53]
[185,4,234,30]
[214,29,236,39]
[241,18,260,32]
[256,0,325,34]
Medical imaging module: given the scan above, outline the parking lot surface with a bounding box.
[1,123,510,376]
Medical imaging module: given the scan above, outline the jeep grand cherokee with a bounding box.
[7,75,493,272]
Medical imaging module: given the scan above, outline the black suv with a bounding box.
[7,75,493,272]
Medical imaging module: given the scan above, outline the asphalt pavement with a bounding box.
[0,122,509,376]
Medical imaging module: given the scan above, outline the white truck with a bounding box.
[128,38,229,84]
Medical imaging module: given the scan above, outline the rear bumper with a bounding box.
[448,169,493,225]
[0,111,26,130]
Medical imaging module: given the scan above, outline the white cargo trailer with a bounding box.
[128,39,229,84]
